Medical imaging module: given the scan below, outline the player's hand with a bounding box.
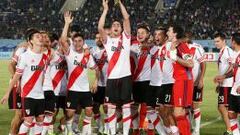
[237,86,240,94]
[0,93,9,104]
[215,85,220,93]
[197,79,204,89]
[214,75,225,83]
[64,11,73,24]
[102,0,109,11]
[90,81,98,94]
[166,49,177,61]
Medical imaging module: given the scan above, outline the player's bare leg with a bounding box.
[9,109,23,135]
[65,109,76,135]
[218,104,232,134]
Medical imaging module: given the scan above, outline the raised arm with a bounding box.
[119,0,131,35]
[60,11,74,54]
[98,0,109,43]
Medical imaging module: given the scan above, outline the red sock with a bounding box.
[139,103,147,128]
[176,115,191,135]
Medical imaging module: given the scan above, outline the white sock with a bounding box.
[82,116,92,135]
[230,119,240,135]
[170,126,179,135]
[116,108,122,132]
[66,118,73,134]
[94,113,103,132]
[193,108,201,133]
[34,122,43,135]
[122,103,131,135]
[18,121,31,135]
[146,108,166,135]
[104,104,116,135]
[72,114,80,131]
[42,115,53,135]
[29,119,35,135]
[131,104,139,130]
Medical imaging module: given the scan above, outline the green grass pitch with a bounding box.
[0,60,225,134]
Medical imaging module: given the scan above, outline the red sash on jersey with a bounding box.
[98,50,107,71]
[151,49,159,69]
[22,55,47,97]
[218,48,224,68]
[133,48,149,80]
[67,54,90,90]
[52,70,65,90]
[107,35,123,77]
[233,53,240,82]
[160,46,166,71]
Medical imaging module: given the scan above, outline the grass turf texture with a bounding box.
[0,60,225,134]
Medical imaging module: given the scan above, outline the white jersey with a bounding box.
[16,49,47,99]
[131,46,151,82]
[42,51,66,96]
[217,46,234,87]
[12,46,28,62]
[189,43,205,85]
[104,32,131,79]
[91,47,108,87]
[161,42,175,84]
[65,48,96,92]
[149,46,163,86]
[231,51,240,96]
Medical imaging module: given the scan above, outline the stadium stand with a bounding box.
[0,0,239,39]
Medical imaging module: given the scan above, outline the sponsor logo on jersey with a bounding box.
[111,45,124,52]
[31,65,45,71]
[74,60,87,68]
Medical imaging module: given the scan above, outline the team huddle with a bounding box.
[1,0,240,135]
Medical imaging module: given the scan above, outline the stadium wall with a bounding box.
[0,39,226,61]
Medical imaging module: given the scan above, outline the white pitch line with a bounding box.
[200,116,222,128]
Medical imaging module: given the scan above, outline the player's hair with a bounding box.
[231,32,240,45]
[25,28,40,41]
[137,22,151,33]
[49,33,59,43]
[169,24,185,39]
[155,26,167,36]
[72,33,85,41]
[213,32,226,40]
[185,31,193,44]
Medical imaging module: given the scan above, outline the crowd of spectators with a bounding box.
[0,0,239,40]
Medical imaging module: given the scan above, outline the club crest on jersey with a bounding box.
[105,97,109,102]
[17,103,21,108]
[67,102,71,108]
[74,60,87,68]
[182,54,193,60]
[25,109,30,115]
[31,65,45,71]
[111,45,124,52]
[31,59,35,63]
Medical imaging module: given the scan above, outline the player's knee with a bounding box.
[173,107,185,117]
[228,112,237,119]
[85,107,93,116]
[23,116,34,124]
[66,110,75,120]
